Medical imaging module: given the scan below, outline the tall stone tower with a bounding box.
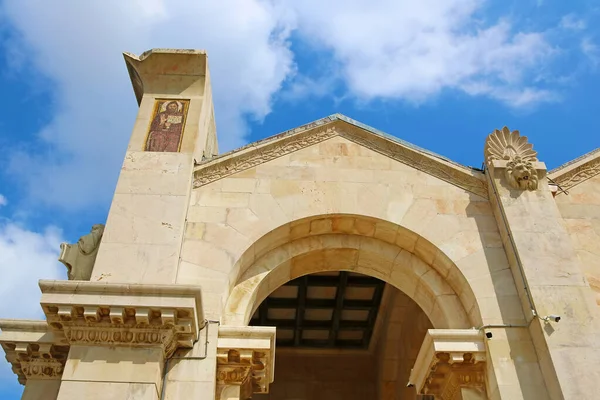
[93,49,218,285]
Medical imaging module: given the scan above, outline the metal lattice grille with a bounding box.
[250,272,385,349]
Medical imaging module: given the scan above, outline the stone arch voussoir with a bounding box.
[223,214,480,329]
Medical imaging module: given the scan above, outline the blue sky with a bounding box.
[0,0,598,397]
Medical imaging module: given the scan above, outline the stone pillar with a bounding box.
[37,280,203,399]
[408,330,487,400]
[215,326,276,400]
[161,319,220,399]
[0,320,68,400]
[484,127,600,399]
[91,48,218,285]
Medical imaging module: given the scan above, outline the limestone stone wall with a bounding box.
[185,131,545,398]
[376,290,432,400]
[184,134,519,328]
[253,352,376,400]
[554,173,600,304]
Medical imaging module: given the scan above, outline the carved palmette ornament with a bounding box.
[484,126,539,190]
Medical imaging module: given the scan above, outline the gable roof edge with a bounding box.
[193,116,488,199]
[548,147,600,191]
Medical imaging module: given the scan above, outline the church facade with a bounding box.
[1,49,600,400]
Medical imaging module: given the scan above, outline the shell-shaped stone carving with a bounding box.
[484,127,539,191]
[484,126,537,164]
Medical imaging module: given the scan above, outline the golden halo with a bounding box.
[160,100,183,113]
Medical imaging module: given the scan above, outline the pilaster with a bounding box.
[484,127,600,399]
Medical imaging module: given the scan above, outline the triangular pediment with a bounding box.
[548,147,600,191]
[193,114,488,199]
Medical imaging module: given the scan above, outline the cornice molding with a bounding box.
[548,147,600,191]
[0,319,68,385]
[193,119,488,199]
[39,280,204,359]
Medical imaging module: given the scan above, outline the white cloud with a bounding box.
[285,1,556,107]
[1,0,295,209]
[0,221,64,390]
[0,0,564,212]
[0,222,65,319]
[560,14,586,31]
[0,195,6,207]
[581,37,600,68]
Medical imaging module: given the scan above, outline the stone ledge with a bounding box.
[0,319,68,385]
[216,326,276,395]
[39,280,204,358]
[408,329,486,396]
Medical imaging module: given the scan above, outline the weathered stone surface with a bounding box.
[59,224,104,281]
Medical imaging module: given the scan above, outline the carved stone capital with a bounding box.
[216,326,276,397]
[39,280,203,358]
[484,126,543,191]
[409,330,487,399]
[0,320,69,385]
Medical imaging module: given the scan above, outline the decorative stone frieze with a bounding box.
[484,126,541,191]
[38,280,203,358]
[548,147,600,191]
[0,320,68,385]
[216,326,276,397]
[193,116,489,199]
[408,330,487,399]
[21,358,65,380]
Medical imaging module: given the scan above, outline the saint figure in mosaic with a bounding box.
[145,100,188,152]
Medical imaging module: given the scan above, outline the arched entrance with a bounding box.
[248,271,435,399]
[219,214,489,399]
[223,214,478,329]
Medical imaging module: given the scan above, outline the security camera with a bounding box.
[485,332,493,339]
[544,315,561,323]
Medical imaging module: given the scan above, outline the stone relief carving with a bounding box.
[193,126,338,187]
[341,124,488,199]
[484,126,539,190]
[423,352,486,400]
[1,340,69,385]
[193,122,489,199]
[216,348,269,396]
[550,151,600,190]
[44,304,193,359]
[58,224,104,281]
[21,359,64,380]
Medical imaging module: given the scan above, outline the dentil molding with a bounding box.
[0,320,68,385]
[38,280,204,358]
